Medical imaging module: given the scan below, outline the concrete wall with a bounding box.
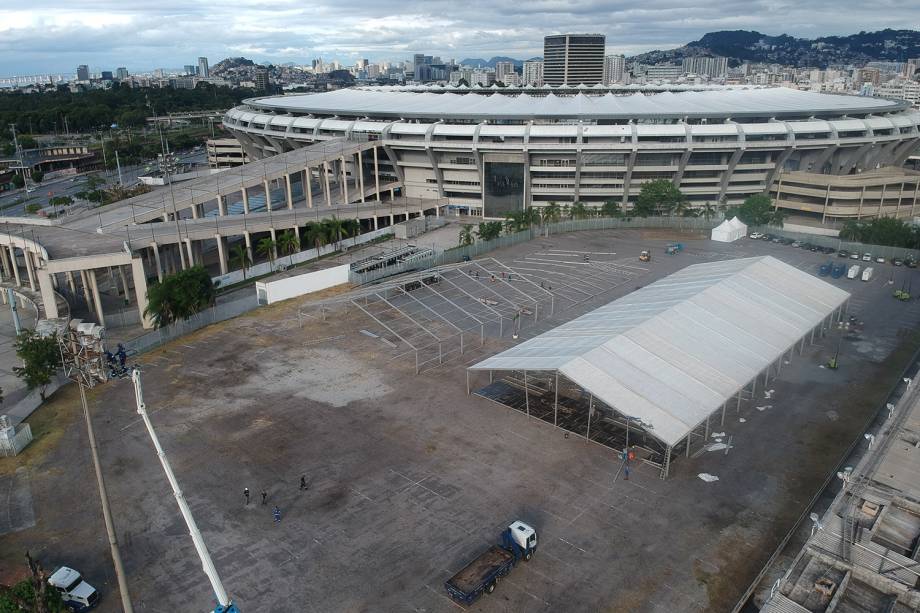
[255,264,349,305]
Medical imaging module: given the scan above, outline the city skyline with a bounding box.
[2,0,920,75]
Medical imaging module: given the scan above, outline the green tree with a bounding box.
[475,221,503,241]
[458,225,474,246]
[144,266,215,328]
[11,173,24,189]
[504,209,539,233]
[601,200,621,218]
[570,201,590,219]
[700,201,717,221]
[277,230,300,266]
[13,330,61,400]
[230,243,251,279]
[0,552,65,613]
[541,202,561,224]
[731,193,775,226]
[342,218,360,242]
[303,222,327,253]
[257,236,277,267]
[634,179,685,217]
[30,169,43,184]
[322,216,346,249]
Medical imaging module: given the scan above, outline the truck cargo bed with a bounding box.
[447,545,513,595]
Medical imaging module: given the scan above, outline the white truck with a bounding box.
[48,566,99,611]
[847,264,861,279]
[861,267,874,282]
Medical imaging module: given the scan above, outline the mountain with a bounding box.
[458,56,542,68]
[211,57,256,76]
[630,29,920,68]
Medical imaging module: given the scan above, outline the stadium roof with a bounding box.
[244,87,906,120]
[469,256,850,447]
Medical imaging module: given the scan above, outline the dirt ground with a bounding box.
[2,229,920,613]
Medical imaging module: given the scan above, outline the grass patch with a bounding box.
[0,384,79,477]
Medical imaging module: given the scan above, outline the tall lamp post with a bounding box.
[58,325,134,613]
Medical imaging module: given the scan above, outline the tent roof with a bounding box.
[728,216,748,230]
[469,256,849,446]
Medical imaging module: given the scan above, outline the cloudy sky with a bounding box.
[3,0,920,75]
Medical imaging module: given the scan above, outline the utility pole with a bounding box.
[58,326,135,613]
[115,150,124,186]
[9,123,30,193]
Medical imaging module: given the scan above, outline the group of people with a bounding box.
[243,476,309,523]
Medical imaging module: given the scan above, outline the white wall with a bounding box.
[255,264,350,304]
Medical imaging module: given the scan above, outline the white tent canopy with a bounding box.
[711,216,748,242]
[469,256,849,448]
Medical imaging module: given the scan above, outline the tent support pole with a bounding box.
[490,369,493,383]
[554,372,559,427]
[737,391,742,413]
[686,433,691,458]
[586,393,593,442]
[466,370,470,395]
[704,415,710,440]
[524,370,530,417]
[661,446,672,479]
[721,402,727,427]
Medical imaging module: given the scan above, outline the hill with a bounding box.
[631,29,920,68]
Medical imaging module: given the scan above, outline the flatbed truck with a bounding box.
[445,521,538,605]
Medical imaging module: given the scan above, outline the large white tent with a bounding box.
[468,256,850,476]
[711,216,748,242]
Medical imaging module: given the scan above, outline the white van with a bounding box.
[48,567,99,611]
[847,265,861,279]
[861,267,874,282]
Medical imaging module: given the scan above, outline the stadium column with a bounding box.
[358,151,365,203]
[341,156,349,203]
[88,269,105,327]
[7,246,20,286]
[264,178,272,212]
[22,248,37,292]
[217,194,227,216]
[38,270,58,319]
[821,185,831,224]
[305,166,313,208]
[285,173,293,209]
[150,243,163,282]
[269,228,278,262]
[373,146,381,201]
[242,186,250,214]
[215,235,228,275]
[0,247,10,279]
[185,238,195,267]
[322,161,332,207]
[131,257,153,329]
[244,231,253,264]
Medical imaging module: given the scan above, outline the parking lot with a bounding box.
[2,227,920,612]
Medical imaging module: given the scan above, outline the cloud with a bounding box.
[1,0,919,75]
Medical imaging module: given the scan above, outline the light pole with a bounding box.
[58,326,134,613]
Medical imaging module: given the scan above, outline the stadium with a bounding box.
[224,85,920,222]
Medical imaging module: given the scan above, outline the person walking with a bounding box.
[243,487,250,505]
[300,475,308,491]
[272,506,282,523]
[260,489,267,505]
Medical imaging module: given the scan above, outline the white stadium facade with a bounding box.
[224,85,920,221]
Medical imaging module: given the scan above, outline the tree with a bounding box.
[30,169,44,184]
[342,218,360,243]
[144,266,215,328]
[303,222,326,253]
[601,200,621,218]
[732,193,775,226]
[0,552,65,613]
[13,330,61,400]
[458,225,474,246]
[504,209,539,233]
[570,201,590,220]
[541,202,561,224]
[634,179,685,217]
[700,201,717,222]
[230,243,251,279]
[11,173,24,189]
[277,230,300,266]
[475,221,503,242]
[257,236,277,267]
[322,216,346,249]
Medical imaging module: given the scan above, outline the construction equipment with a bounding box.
[639,250,650,262]
[665,243,683,255]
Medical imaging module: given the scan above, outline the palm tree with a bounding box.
[303,222,327,253]
[700,201,716,222]
[542,201,561,224]
[458,225,474,246]
[770,209,786,227]
[323,216,346,249]
[342,218,361,245]
[230,243,251,279]
[257,236,277,268]
[560,203,571,220]
[601,200,621,218]
[277,230,300,266]
[571,201,589,220]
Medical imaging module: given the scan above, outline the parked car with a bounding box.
[838,250,850,258]
[781,238,795,245]
[893,258,904,266]
[749,232,764,239]
[876,256,886,264]
[810,245,821,252]
[791,241,803,248]
[863,253,873,262]
[850,253,860,260]
[821,246,836,254]
[905,258,917,269]
[771,237,782,243]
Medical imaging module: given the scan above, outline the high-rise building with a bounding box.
[76,65,89,81]
[116,67,129,80]
[198,57,210,79]
[543,34,605,86]
[906,58,920,79]
[603,54,626,85]
[100,71,113,81]
[470,69,495,86]
[185,65,197,76]
[523,60,544,86]
[254,69,269,91]
[682,56,728,78]
[495,61,516,85]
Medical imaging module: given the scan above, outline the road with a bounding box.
[0,151,206,218]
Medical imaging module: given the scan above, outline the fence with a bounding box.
[350,216,720,284]
[123,293,258,354]
[0,423,33,457]
[211,226,395,288]
[750,226,920,261]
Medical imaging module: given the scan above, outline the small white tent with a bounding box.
[711,216,748,242]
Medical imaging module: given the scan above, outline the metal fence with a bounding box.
[350,216,720,285]
[750,226,920,261]
[124,294,258,354]
[0,423,33,457]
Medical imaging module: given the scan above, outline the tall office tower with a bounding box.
[906,58,920,79]
[523,60,544,86]
[543,34,605,86]
[254,69,269,91]
[184,65,197,76]
[76,64,89,81]
[116,67,129,80]
[495,61,516,84]
[603,54,626,85]
[198,57,210,78]
[100,71,113,81]
[681,56,729,78]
